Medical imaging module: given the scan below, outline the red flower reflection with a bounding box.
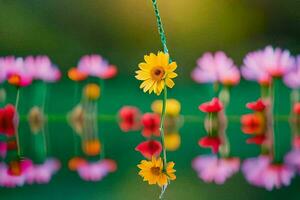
[246,135,266,145]
[293,102,300,115]
[141,113,160,137]
[198,136,221,154]
[118,106,141,132]
[0,104,17,137]
[241,114,263,134]
[199,98,223,113]
[135,140,162,159]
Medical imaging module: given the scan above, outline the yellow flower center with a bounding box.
[150,166,161,176]
[151,66,165,81]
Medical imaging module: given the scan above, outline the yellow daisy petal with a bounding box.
[165,78,175,88]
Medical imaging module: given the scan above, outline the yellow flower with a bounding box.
[137,157,176,187]
[151,99,181,116]
[165,132,181,151]
[84,83,101,100]
[135,52,177,95]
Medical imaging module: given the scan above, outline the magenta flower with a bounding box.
[24,56,61,82]
[25,158,61,184]
[283,55,300,89]
[242,156,295,190]
[192,155,240,184]
[77,55,117,79]
[77,159,117,182]
[0,162,26,188]
[242,46,295,84]
[191,51,240,86]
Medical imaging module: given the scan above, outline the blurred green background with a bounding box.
[1,0,300,199]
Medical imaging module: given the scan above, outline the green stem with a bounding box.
[160,85,168,169]
[151,0,169,54]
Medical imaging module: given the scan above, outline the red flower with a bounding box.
[246,135,266,145]
[246,99,266,112]
[241,114,263,134]
[198,136,221,154]
[141,113,160,137]
[0,141,7,159]
[7,159,32,176]
[118,106,141,132]
[293,103,300,115]
[135,140,162,159]
[199,98,223,113]
[0,104,17,137]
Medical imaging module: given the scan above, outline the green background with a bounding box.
[1,0,300,199]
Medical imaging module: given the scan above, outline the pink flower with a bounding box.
[24,56,61,82]
[0,162,26,188]
[284,55,300,89]
[25,158,60,184]
[242,46,295,83]
[1,56,32,87]
[77,55,117,79]
[242,156,295,190]
[192,155,240,184]
[77,159,117,182]
[191,51,240,86]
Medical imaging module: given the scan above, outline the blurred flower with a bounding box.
[285,149,300,174]
[135,140,162,159]
[25,158,60,184]
[28,106,45,134]
[293,102,300,115]
[293,136,300,149]
[0,162,25,188]
[191,51,240,86]
[199,98,223,113]
[242,46,295,83]
[242,156,295,190]
[192,155,240,184]
[77,159,117,182]
[68,157,87,171]
[118,106,141,132]
[24,56,61,82]
[84,83,101,100]
[135,52,177,95]
[284,56,300,89]
[241,113,264,134]
[77,54,117,79]
[141,113,160,137]
[0,142,7,159]
[0,104,17,137]
[68,67,88,81]
[7,159,32,176]
[82,139,101,156]
[0,56,32,87]
[151,99,181,116]
[68,105,84,135]
[198,136,221,154]
[164,132,181,151]
[137,157,176,187]
[246,99,267,112]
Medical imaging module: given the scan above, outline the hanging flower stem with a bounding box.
[160,84,168,168]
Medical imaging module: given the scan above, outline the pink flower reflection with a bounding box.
[242,156,295,190]
[285,149,300,174]
[77,159,117,182]
[192,155,240,184]
[0,162,25,188]
[25,158,61,184]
